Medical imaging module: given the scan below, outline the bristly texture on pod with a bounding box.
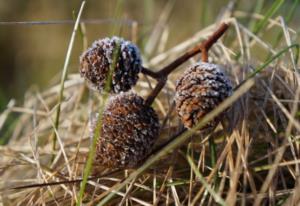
[175,62,233,129]
[80,36,142,93]
[92,92,160,168]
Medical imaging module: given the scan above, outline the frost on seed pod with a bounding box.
[92,92,160,168]
[175,62,233,129]
[80,36,142,93]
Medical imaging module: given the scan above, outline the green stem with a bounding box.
[235,43,299,91]
[252,0,284,35]
[76,38,122,206]
[209,138,216,167]
[235,0,284,60]
[187,154,227,206]
[247,44,299,79]
[248,0,265,32]
[51,1,86,154]
[267,0,299,59]
[209,137,219,190]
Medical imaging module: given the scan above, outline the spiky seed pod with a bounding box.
[174,62,233,129]
[80,36,142,93]
[92,92,160,168]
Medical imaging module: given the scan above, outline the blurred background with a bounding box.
[0,0,299,110]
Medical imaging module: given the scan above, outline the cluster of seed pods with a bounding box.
[79,34,232,169]
[80,37,160,168]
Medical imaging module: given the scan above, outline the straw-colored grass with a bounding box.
[1,1,300,205]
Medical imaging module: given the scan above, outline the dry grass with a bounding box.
[1,2,300,205]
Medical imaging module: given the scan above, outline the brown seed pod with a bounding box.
[92,92,160,168]
[80,36,142,93]
[174,62,233,129]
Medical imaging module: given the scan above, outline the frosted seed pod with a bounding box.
[80,36,142,93]
[174,62,233,129]
[92,92,160,168]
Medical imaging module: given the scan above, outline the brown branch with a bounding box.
[159,22,229,76]
[201,46,209,62]
[145,22,230,105]
[141,66,161,79]
[145,77,167,105]
[202,23,229,51]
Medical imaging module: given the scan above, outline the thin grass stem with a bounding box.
[76,32,122,206]
[186,154,227,206]
[51,0,86,156]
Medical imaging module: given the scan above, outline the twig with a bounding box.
[145,77,167,105]
[8,169,121,191]
[141,66,161,79]
[159,22,228,76]
[141,22,229,105]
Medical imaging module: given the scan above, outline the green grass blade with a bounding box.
[186,154,227,206]
[252,0,284,35]
[235,0,285,61]
[201,0,208,27]
[208,137,219,191]
[0,116,18,145]
[272,0,299,48]
[51,1,86,151]
[246,43,299,80]
[72,10,88,51]
[111,0,125,36]
[76,39,122,206]
[248,0,265,32]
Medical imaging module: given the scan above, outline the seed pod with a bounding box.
[92,92,160,168]
[80,36,142,93]
[174,62,233,129]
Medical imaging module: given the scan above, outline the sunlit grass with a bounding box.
[1,1,300,205]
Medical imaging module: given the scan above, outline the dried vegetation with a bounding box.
[1,1,300,205]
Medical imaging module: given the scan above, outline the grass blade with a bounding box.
[252,0,284,35]
[186,154,227,206]
[76,38,122,206]
[51,1,86,151]
[246,43,299,80]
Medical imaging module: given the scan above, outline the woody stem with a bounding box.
[201,46,208,62]
[143,22,229,106]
